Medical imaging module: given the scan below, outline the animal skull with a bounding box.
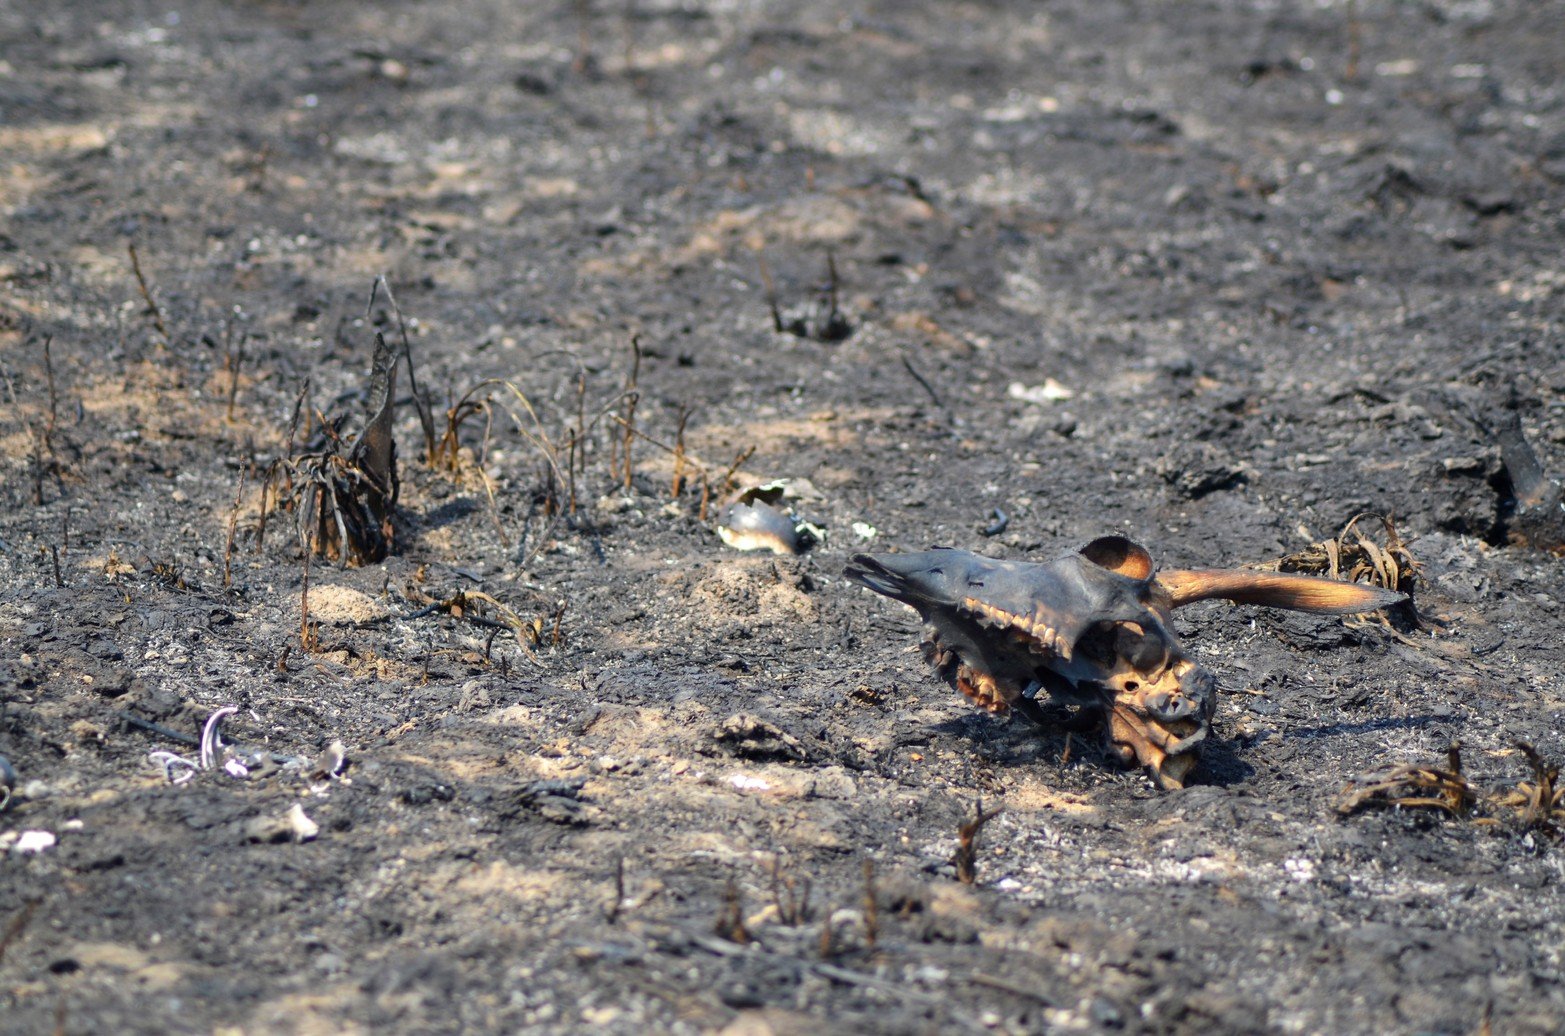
[845,536,1404,789]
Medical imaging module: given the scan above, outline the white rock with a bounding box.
[1006,379,1074,404]
[11,830,57,854]
[287,804,319,842]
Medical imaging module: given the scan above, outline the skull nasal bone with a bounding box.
[1146,691,1195,721]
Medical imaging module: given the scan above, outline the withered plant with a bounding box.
[1339,741,1565,838]
[431,376,571,535]
[263,332,399,567]
[714,878,752,945]
[953,799,1003,885]
[759,249,853,342]
[1337,743,1481,819]
[767,855,813,926]
[437,347,754,542]
[1264,512,1418,598]
[1492,743,1565,836]
[403,586,549,661]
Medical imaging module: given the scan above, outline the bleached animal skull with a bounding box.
[845,536,1404,789]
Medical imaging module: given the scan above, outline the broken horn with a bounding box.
[1156,568,1406,615]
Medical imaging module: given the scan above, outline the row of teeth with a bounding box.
[961,597,1073,660]
[956,667,1012,713]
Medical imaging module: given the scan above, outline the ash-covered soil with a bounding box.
[2,1,1564,1033]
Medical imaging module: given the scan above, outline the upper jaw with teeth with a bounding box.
[845,535,1404,790]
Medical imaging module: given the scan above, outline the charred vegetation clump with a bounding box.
[1340,742,1565,838]
[263,330,401,567]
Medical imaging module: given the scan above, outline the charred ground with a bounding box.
[2,1,1564,1033]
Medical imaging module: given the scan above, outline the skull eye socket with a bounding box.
[1078,623,1119,664]
[1114,623,1169,671]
